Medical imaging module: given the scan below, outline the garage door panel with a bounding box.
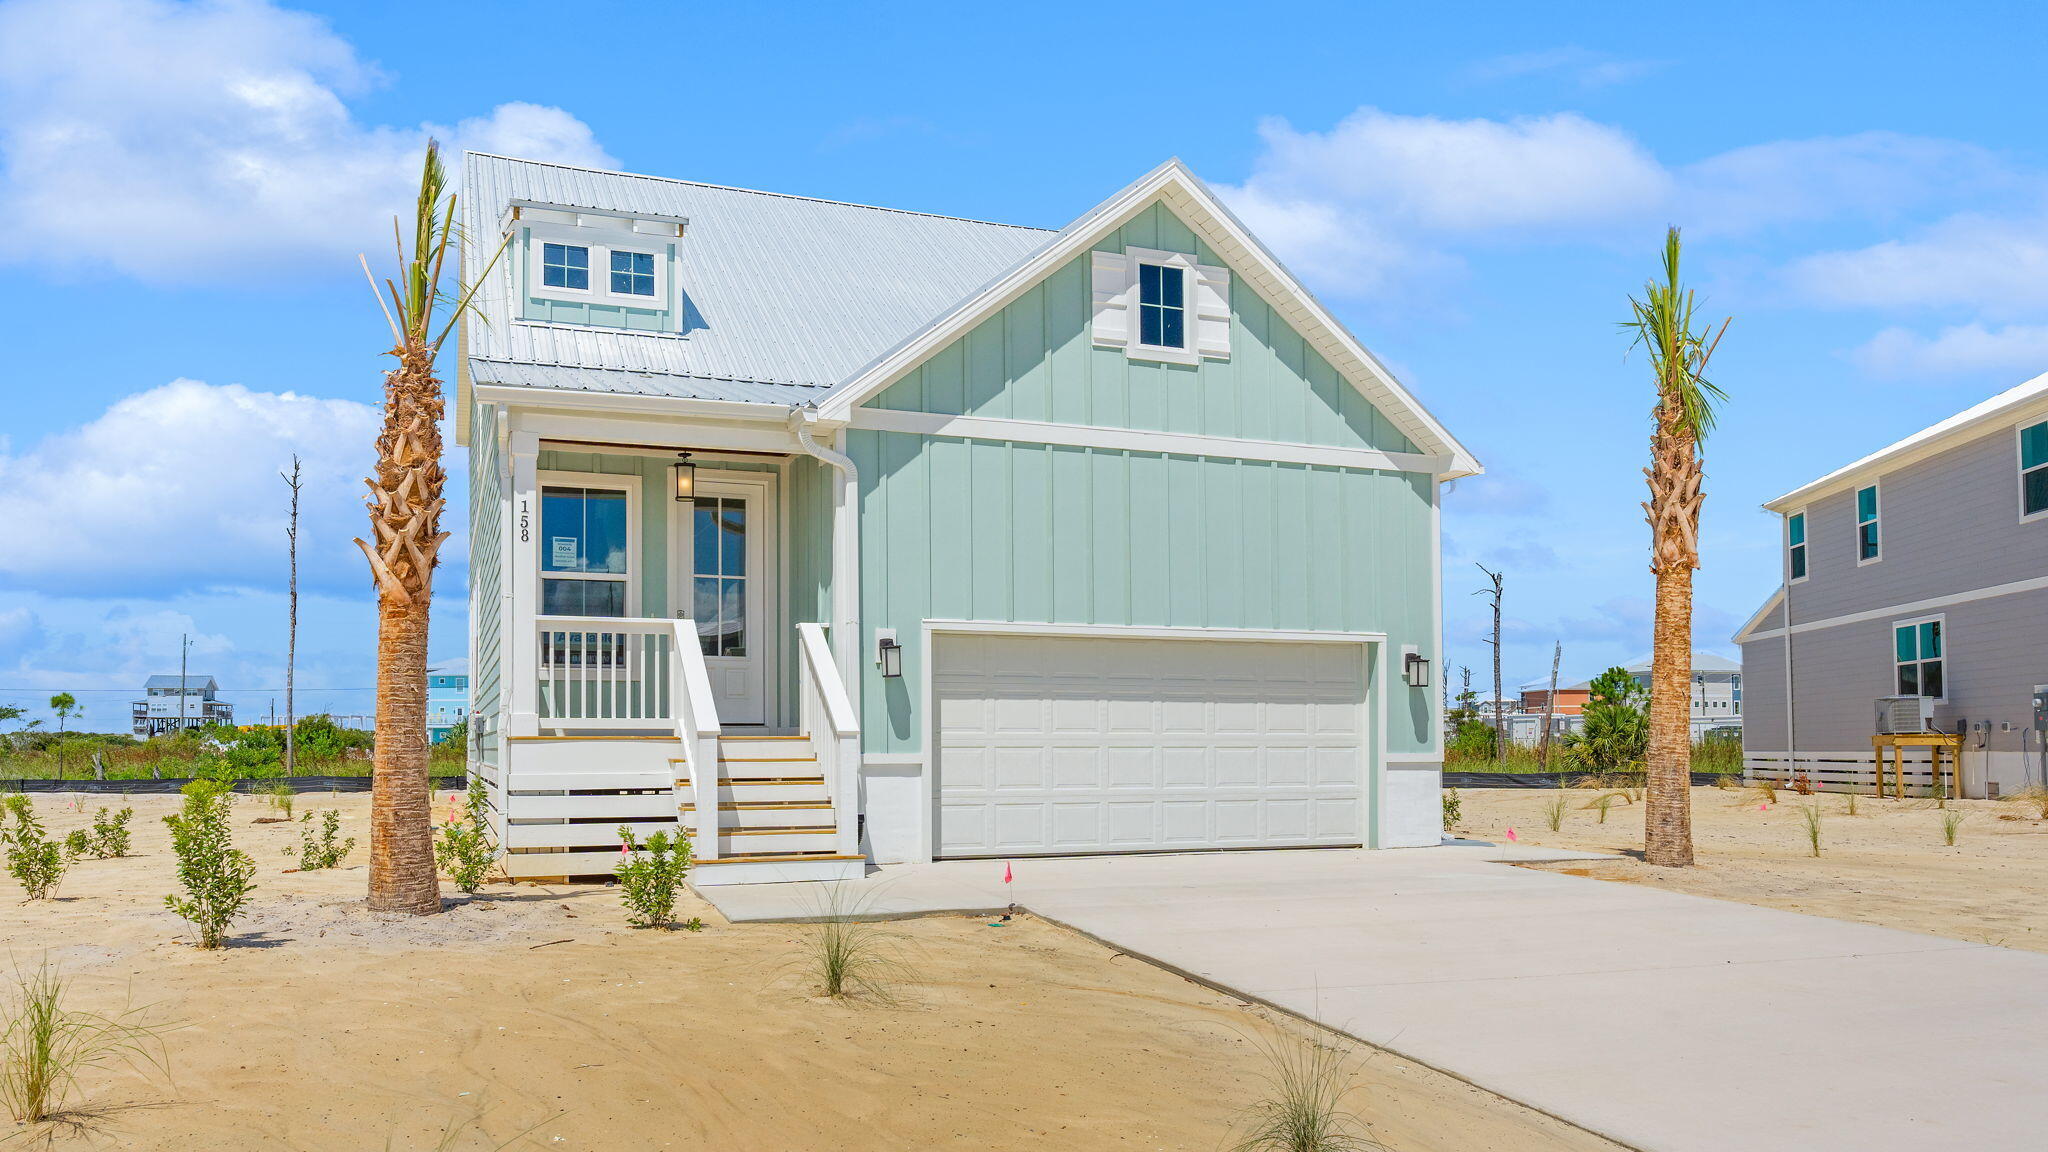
[936,634,1366,858]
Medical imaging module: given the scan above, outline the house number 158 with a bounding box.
[518,499,530,543]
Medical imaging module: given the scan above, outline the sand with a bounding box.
[1,792,1618,1151]
[1453,782,2048,950]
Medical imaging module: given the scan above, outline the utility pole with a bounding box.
[283,455,302,776]
[179,633,190,732]
[1537,641,1562,772]
[1474,565,1506,766]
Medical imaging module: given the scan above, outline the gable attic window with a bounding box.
[1091,245,1231,365]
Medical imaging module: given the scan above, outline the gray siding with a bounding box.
[1741,408,2048,759]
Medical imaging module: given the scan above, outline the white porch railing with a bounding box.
[534,616,681,729]
[669,619,724,860]
[797,622,861,860]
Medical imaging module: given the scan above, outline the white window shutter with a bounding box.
[1091,251,1133,348]
[1193,262,1231,359]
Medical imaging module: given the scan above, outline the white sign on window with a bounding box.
[551,536,579,569]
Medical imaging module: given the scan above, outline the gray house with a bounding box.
[1735,371,2048,795]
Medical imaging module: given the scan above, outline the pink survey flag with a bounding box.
[1759,802,1769,811]
[1504,826,1518,842]
[1003,861,1013,885]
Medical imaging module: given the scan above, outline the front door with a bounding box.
[675,471,776,725]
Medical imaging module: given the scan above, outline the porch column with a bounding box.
[507,431,542,738]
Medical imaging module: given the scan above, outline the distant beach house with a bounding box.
[427,667,469,744]
[457,153,1479,882]
[132,675,232,737]
[1736,371,2048,795]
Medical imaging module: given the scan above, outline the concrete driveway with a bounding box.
[701,843,2048,1152]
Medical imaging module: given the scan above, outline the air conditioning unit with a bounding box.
[1875,695,1935,735]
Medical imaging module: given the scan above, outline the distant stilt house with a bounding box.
[428,665,470,744]
[132,675,232,737]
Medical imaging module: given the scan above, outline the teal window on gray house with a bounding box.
[540,485,627,616]
[1787,511,1807,579]
[2022,420,2048,517]
[1138,263,1185,348]
[1855,485,1880,561]
[543,243,589,290]
[692,497,747,657]
[610,250,655,297]
[1894,619,1943,698]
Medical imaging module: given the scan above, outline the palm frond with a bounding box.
[1620,226,1730,441]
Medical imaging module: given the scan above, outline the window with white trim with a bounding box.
[2021,419,2048,519]
[1786,511,1807,581]
[1855,484,1880,562]
[540,482,632,617]
[518,209,679,319]
[1893,617,1944,700]
[1138,263,1185,349]
[1090,245,1231,365]
[542,243,589,291]
[610,249,656,297]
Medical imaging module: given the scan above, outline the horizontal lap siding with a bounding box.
[851,431,1435,754]
[469,400,505,776]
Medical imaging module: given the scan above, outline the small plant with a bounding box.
[1800,803,1822,857]
[1747,779,1779,805]
[292,810,355,871]
[434,778,500,893]
[1710,774,1733,790]
[260,781,296,820]
[2003,785,2048,821]
[1439,788,1461,833]
[806,887,910,1001]
[1845,791,1859,817]
[1581,792,1621,824]
[1542,789,1568,833]
[1,795,67,900]
[0,958,169,1124]
[65,808,133,860]
[163,781,256,949]
[615,827,699,931]
[1790,771,1814,796]
[1227,1029,1382,1152]
[1941,810,1965,847]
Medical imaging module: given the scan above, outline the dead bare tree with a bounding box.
[1537,640,1562,771]
[1474,565,1506,766]
[282,455,302,776]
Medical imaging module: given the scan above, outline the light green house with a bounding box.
[457,153,1481,883]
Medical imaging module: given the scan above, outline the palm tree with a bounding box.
[356,141,501,913]
[1622,227,1728,868]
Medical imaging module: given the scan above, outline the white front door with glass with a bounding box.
[676,472,776,726]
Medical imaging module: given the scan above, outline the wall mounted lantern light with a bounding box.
[1402,647,1431,688]
[672,453,697,502]
[876,629,903,678]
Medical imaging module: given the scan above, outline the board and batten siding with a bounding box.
[849,198,1439,761]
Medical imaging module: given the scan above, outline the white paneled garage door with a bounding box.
[934,632,1366,858]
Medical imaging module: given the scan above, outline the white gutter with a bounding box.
[788,406,862,697]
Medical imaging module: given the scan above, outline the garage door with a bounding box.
[934,632,1366,858]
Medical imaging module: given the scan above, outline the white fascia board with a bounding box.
[473,383,796,424]
[847,407,1450,474]
[1732,587,1785,645]
[818,159,1484,481]
[1763,371,2048,512]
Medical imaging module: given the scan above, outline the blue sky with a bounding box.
[2,0,2044,729]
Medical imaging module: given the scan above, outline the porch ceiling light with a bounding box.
[672,454,697,501]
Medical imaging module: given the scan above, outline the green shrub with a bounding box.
[614,827,699,931]
[0,796,66,900]
[163,782,256,949]
[68,807,132,860]
[1439,788,1462,833]
[291,810,355,871]
[260,781,295,820]
[434,778,499,894]
[1561,668,1648,772]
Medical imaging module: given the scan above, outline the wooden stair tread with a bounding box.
[678,801,832,811]
[698,852,864,864]
[727,827,833,836]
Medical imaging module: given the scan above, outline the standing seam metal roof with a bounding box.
[462,154,1055,401]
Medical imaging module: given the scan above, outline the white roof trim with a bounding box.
[1765,369,2048,511]
[817,159,1483,480]
[1733,587,1786,645]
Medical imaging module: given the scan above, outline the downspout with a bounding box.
[789,406,862,698]
[1782,537,1796,788]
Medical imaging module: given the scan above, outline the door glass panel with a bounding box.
[720,578,746,657]
[720,503,746,572]
[689,495,749,658]
[693,502,718,576]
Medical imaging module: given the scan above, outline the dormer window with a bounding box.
[610,250,656,297]
[543,243,590,291]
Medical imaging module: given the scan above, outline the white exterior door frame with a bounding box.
[914,620,1387,864]
[668,468,781,727]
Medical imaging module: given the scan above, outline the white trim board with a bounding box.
[847,408,1449,474]
[818,159,1482,480]
[1738,572,2048,641]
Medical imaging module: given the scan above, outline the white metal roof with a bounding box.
[461,153,1053,399]
[1765,369,2048,511]
[143,675,218,691]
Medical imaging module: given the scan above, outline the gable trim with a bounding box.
[817,159,1482,480]
[847,407,1452,474]
[1732,587,1785,645]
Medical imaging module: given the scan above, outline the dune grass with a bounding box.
[0,959,169,1125]
[1228,1028,1384,1152]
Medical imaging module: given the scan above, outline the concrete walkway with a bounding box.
[700,843,2048,1152]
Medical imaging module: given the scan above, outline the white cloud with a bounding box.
[0,380,380,596]
[1786,210,2048,313]
[1851,323,2048,378]
[1679,133,2016,236]
[0,0,615,279]
[1465,47,1663,89]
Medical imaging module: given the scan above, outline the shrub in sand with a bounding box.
[1,795,67,900]
[260,781,296,821]
[163,781,256,949]
[1439,788,1461,833]
[1800,804,1823,857]
[1541,789,1569,833]
[615,827,700,931]
[291,810,355,871]
[2003,785,2048,821]
[0,958,168,1125]
[64,807,133,861]
[434,777,500,894]
[1941,810,1965,847]
[1228,1029,1383,1152]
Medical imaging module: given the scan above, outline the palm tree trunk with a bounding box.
[1644,413,1703,867]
